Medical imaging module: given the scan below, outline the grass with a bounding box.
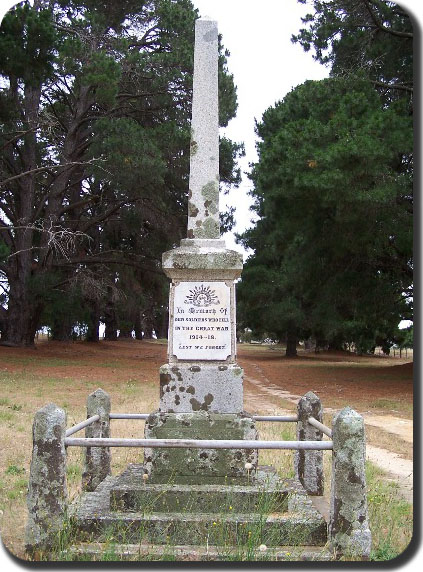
[365,462,413,561]
[370,398,413,416]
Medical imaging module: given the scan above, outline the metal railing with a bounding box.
[64,410,332,451]
[65,436,332,450]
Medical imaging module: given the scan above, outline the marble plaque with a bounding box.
[172,281,231,360]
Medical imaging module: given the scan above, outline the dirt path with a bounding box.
[243,372,413,503]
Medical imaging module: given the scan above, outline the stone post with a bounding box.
[82,388,111,491]
[295,391,324,495]
[25,403,67,555]
[329,407,371,559]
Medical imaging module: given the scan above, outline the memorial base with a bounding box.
[143,411,258,484]
[159,363,243,413]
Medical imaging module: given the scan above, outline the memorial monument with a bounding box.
[25,17,370,561]
[144,16,258,484]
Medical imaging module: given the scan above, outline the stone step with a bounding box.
[110,464,293,513]
[74,510,327,547]
[70,471,328,550]
[67,541,334,562]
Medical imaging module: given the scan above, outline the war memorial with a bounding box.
[24,18,371,562]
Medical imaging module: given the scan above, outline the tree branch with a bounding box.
[372,80,413,93]
[0,159,101,188]
[364,0,413,39]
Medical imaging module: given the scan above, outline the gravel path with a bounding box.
[243,375,413,503]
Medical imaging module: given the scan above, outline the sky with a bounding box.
[0,0,420,257]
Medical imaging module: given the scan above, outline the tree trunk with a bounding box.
[285,329,298,357]
[104,318,118,341]
[142,319,154,339]
[51,317,73,341]
[3,248,44,347]
[134,312,143,340]
[2,82,42,347]
[86,303,100,342]
[118,323,133,338]
[154,310,169,339]
[104,303,118,340]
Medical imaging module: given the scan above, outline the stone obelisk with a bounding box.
[144,18,258,484]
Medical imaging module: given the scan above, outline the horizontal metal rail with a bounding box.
[110,413,149,420]
[64,437,333,450]
[308,416,332,438]
[65,415,100,437]
[253,415,298,422]
[109,413,298,422]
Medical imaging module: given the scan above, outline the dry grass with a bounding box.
[0,366,156,559]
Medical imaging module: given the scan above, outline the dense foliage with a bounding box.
[0,0,242,345]
[237,0,413,355]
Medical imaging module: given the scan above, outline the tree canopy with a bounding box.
[237,0,413,356]
[0,0,243,345]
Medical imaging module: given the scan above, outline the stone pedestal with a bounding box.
[144,411,258,484]
[159,363,243,413]
[144,237,258,483]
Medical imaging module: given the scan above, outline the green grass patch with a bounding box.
[366,462,412,560]
[5,465,25,476]
[0,411,14,422]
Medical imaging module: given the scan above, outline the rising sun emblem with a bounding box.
[184,285,220,307]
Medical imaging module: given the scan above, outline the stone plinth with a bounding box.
[144,411,258,484]
[162,239,243,366]
[159,363,243,413]
[162,239,243,281]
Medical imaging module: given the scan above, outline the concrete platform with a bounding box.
[110,464,288,513]
[67,542,333,561]
[70,466,328,551]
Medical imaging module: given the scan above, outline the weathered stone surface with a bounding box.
[162,239,243,282]
[25,403,67,554]
[110,464,287,513]
[329,407,371,559]
[68,542,334,562]
[82,388,111,492]
[295,392,324,495]
[143,411,258,484]
[71,469,327,548]
[159,363,243,413]
[187,18,219,240]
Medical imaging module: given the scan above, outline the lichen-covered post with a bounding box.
[295,391,324,495]
[25,404,67,556]
[82,388,111,491]
[329,407,371,559]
